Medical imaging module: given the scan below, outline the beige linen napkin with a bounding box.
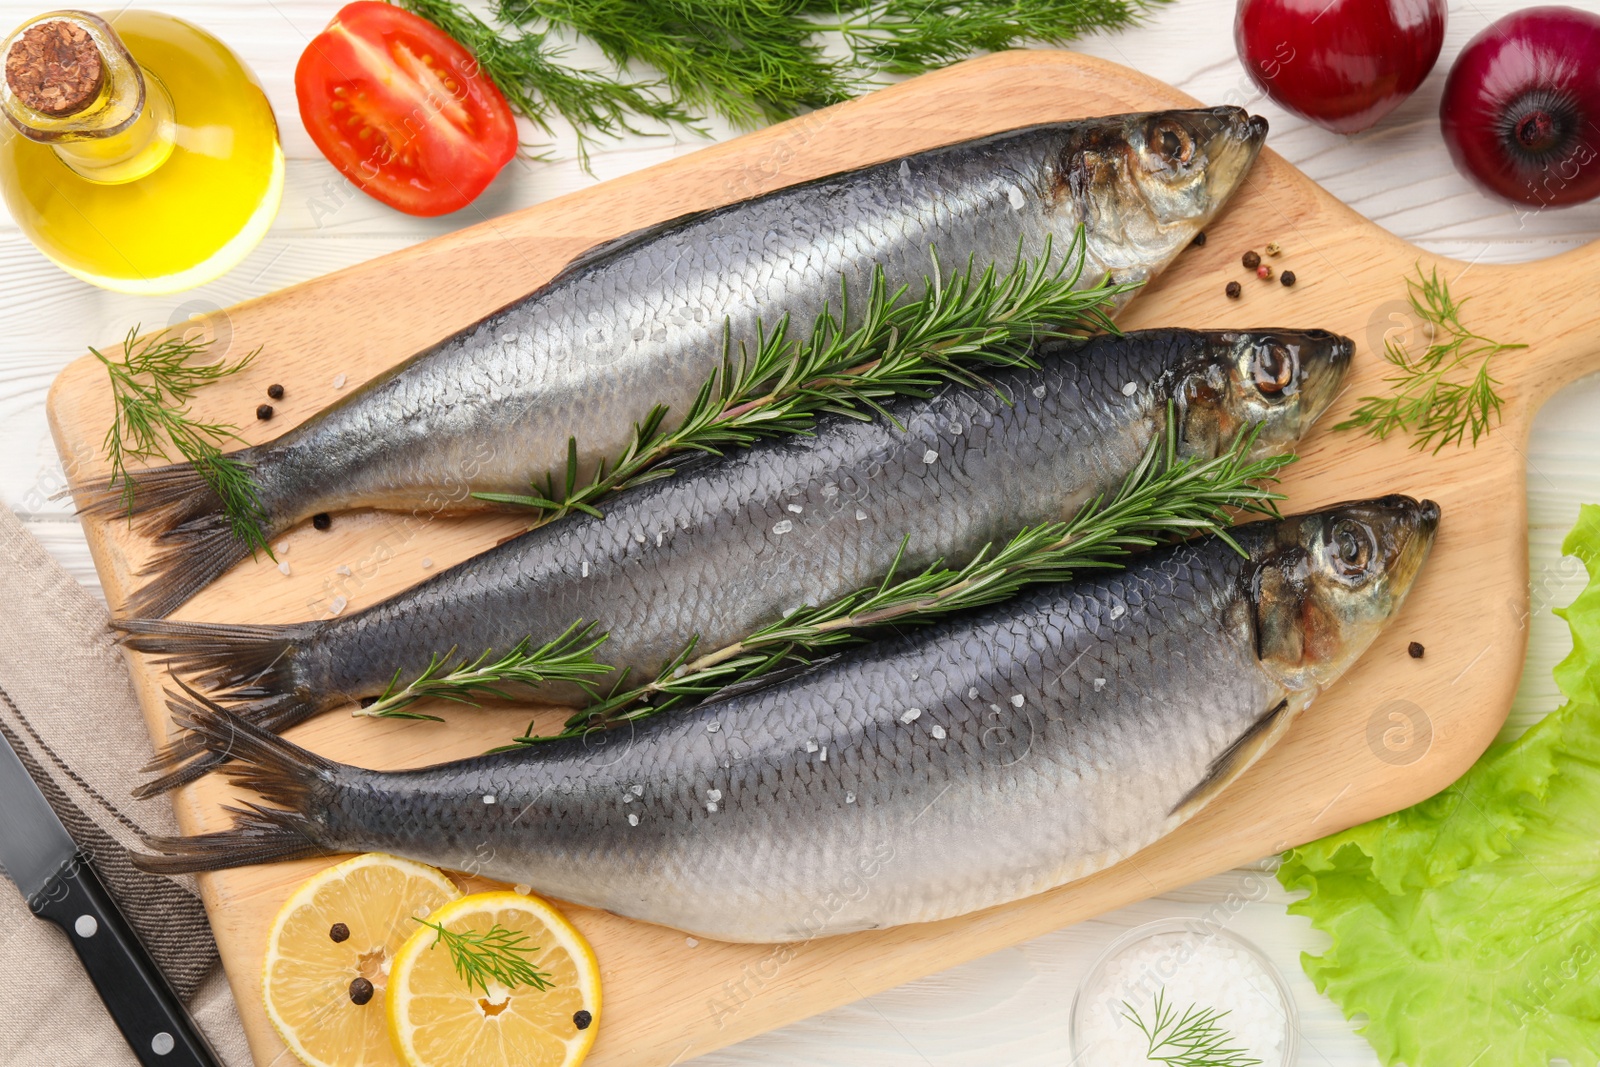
[0,504,250,1066]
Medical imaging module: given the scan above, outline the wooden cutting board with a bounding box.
[45,48,1600,1067]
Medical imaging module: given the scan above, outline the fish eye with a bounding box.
[1250,343,1295,397]
[1147,120,1195,167]
[1329,520,1375,578]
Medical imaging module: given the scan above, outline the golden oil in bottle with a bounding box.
[0,10,283,294]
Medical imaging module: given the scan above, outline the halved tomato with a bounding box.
[296,2,518,216]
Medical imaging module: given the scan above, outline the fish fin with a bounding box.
[134,690,322,798]
[115,617,316,693]
[546,210,705,288]
[76,456,272,619]
[130,687,339,875]
[1169,697,1297,819]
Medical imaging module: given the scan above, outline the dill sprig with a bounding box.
[505,414,1290,745]
[1336,267,1525,453]
[825,0,1166,76]
[1121,988,1262,1067]
[392,0,1168,159]
[92,326,271,558]
[392,0,701,166]
[474,228,1130,524]
[413,918,554,997]
[356,620,611,720]
[498,0,855,128]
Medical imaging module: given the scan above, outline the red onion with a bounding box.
[1235,0,1446,134]
[1440,6,1600,207]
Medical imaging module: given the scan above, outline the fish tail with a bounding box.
[116,618,332,795]
[76,455,277,619]
[131,687,343,875]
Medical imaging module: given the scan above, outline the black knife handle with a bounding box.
[29,854,221,1067]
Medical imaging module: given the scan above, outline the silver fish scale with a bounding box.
[298,332,1206,706]
[315,532,1283,942]
[247,118,1210,526]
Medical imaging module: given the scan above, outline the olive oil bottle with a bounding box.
[0,10,282,294]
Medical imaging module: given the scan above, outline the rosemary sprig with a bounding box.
[356,621,611,720]
[1120,989,1262,1067]
[474,228,1130,524]
[413,918,554,998]
[1336,267,1525,453]
[507,414,1290,745]
[391,0,701,166]
[92,326,270,558]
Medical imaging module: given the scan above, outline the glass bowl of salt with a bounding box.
[1069,917,1298,1066]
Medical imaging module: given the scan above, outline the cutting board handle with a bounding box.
[1487,237,1600,412]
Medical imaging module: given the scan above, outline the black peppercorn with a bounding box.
[1191,231,1207,247]
[329,922,350,943]
[1242,250,1261,270]
[267,383,285,400]
[1280,270,1297,287]
[573,1009,593,1030]
[1408,641,1425,659]
[256,403,274,421]
[1225,281,1242,299]
[348,977,374,1005]
[312,512,332,531]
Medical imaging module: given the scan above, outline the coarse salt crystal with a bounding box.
[706,802,719,813]
[820,746,827,762]
[1093,678,1107,691]
[276,542,289,555]
[968,687,979,699]
[1033,385,1046,399]
[706,722,721,733]
[923,449,938,464]
[931,724,947,740]
[278,561,291,576]
[1010,694,1024,708]
[628,813,639,826]
[581,560,589,577]
[845,791,856,804]
[631,784,643,796]
[622,793,634,803]
[773,520,793,535]
[1111,604,1126,619]
[514,884,532,896]
[332,374,347,389]
[482,794,496,805]
[1121,381,1137,396]
[328,596,348,616]
[634,532,646,543]
[855,509,867,521]
[420,557,433,570]
[707,788,722,803]
[805,740,819,753]
[686,936,699,947]
[787,503,803,514]
[336,564,352,576]
[900,708,922,724]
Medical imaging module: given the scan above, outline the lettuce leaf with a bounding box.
[1278,503,1600,1067]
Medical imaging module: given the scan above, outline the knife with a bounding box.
[0,729,220,1066]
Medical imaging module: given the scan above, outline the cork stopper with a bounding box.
[5,19,103,117]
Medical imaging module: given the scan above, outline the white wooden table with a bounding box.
[4,2,1598,1063]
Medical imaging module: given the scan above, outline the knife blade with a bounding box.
[0,728,220,1067]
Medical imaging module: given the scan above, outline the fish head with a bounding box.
[1246,496,1440,693]
[1176,329,1354,457]
[1063,108,1268,283]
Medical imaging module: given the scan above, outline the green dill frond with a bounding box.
[1336,267,1524,453]
[92,326,271,557]
[413,919,555,997]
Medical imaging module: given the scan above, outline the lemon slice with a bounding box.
[387,891,602,1067]
[263,853,462,1067]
